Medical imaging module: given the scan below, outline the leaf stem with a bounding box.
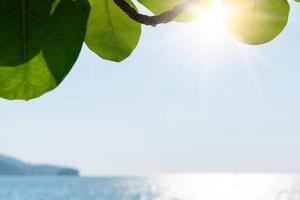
[113,0,199,26]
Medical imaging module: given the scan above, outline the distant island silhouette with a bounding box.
[0,154,79,176]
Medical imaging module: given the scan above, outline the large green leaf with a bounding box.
[137,0,212,22]
[85,0,141,62]
[223,0,290,45]
[0,0,90,100]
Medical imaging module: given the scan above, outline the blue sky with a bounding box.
[0,1,300,176]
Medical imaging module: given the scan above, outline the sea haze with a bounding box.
[0,174,299,200]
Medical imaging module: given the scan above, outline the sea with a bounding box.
[0,174,299,200]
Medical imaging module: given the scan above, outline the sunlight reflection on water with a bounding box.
[126,174,300,200]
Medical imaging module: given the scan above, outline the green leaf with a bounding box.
[137,0,212,22]
[223,0,290,45]
[0,0,90,100]
[85,0,141,62]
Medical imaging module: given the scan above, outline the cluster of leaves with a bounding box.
[0,0,298,100]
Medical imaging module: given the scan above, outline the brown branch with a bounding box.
[113,0,199,26]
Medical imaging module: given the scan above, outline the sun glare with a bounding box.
[164,0,260,78]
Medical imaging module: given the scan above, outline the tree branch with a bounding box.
[113,0,199,26]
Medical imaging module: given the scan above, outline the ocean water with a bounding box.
[0,174,300,200]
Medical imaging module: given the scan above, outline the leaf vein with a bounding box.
[104,0,121,61]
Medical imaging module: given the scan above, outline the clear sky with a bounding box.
[0,1,300,176]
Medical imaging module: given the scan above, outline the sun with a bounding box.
[169,0,232,48]
[193,0,229,46]
[165,0,235,74]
